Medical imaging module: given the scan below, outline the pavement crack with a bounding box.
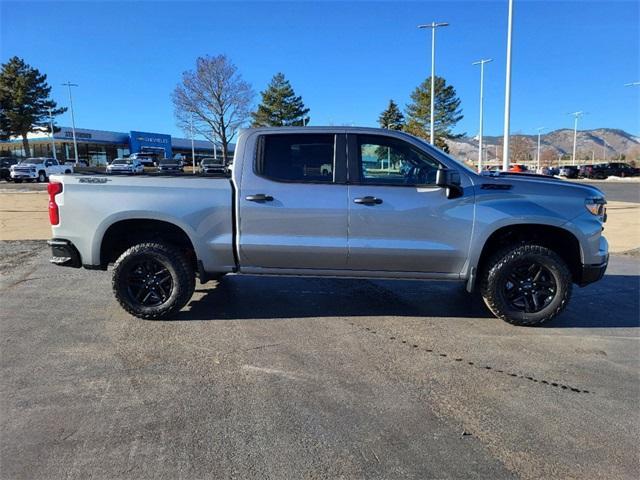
[348,320,594,395]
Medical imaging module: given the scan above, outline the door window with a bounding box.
[256,134,335,183]
[357,135,440,186]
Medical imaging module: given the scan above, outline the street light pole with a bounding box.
[473,58,492,172]
[569,111,583,165]
[61,82,79,166]
[418,21,449,145]
[502,0,514,171]
[48,108,57,161]
[535,126,545,171]
[189,114,196,174]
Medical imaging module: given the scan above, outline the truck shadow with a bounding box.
[173,273,639,328]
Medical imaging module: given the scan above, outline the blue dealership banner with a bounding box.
[129,131,172,157]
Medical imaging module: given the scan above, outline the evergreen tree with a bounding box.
[378,99,405,130]
[0,57,66,157]
[251,73,310,127]
[404,76,463,152]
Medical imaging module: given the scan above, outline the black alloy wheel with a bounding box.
[125,257,174,308]
[501,261,557,313]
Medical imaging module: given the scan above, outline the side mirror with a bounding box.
[435,168,463,199]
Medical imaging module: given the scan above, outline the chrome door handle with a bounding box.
[246,194,274,202]
[354,196,383,205]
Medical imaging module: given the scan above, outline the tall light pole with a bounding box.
[602,138,607,162]
[189,114,196,174]
[569,111,584,165]
[502,0,514,171]
[535,126,545,171]
[418,21,449,145]
[61,82,79,165]
[48,108,57,161]
[473,58,492,172]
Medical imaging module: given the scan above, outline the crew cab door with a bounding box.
[238,132,349,271]
[346,134,474,275]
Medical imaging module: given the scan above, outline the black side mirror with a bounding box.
[436,168,463,199]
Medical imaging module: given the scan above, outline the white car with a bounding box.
[10,157,72,183]
[106,158,145,175]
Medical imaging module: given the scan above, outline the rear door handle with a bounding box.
[353,196,383,205]
[246,194,274,202]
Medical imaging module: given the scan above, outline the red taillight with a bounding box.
[48,182,63,225]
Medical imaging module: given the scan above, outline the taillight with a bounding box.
[48,182,63,225]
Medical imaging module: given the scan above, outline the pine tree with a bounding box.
[378,99,405,130]
[0,57,66,157]
[251,73,310,127]
[404,76,463,152]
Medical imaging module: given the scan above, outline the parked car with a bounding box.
[129,152,161,167]
[106,158,144,175]
[583,162,638,179]
[47,127,608,327]
[64,160,89,167]
[157,158,184,173]
[10,157,72,183]
[558,166,579,179]
[199,157,227,175]
[508,164,529,173]
[0,157,18,180]
[540,166,558,177]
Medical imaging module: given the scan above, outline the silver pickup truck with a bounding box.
[47,127,608,326]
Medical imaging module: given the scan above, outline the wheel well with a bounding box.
[477,224,582,282]
[100,219,197,269]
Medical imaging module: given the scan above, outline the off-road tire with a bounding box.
[37,171,46,182]
[480,244,572,326]
[112,242,195,320]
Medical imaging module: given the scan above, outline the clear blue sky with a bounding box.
[2,0,639,139]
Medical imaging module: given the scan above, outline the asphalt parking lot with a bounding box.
[1,242,638,479]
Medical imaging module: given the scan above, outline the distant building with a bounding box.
[0,127,232,165]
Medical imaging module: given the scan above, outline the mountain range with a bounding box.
[446,128,640,164]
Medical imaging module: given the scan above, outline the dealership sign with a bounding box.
[129,130,172,157]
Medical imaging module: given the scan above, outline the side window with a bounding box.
[257,134,335,183]
[357,135,440,186]
[45,160,52,167]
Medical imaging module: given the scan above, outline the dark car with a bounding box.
[157,158,184,173]
[558,165,579,179]
[584,162,638,179]
[199,157,227,175]
[0,157,18,180]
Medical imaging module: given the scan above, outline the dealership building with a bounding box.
[0,126,229,164]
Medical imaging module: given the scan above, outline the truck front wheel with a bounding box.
[112,242,195,319]
[480,244,572,326]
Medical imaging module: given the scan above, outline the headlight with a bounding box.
[585,197,606,218]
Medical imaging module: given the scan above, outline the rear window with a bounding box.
[256,134,335,183]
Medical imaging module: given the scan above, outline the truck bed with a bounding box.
[49,173,236,273]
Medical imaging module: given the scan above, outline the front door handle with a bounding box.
[246,194,274,202]
[353,196,383,205]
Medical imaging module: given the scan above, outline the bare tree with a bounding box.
[539,148,556,167]
[173,55,254,163]
[509,135,533,163]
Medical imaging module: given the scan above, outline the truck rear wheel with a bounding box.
[112,242,195,319]
[480,244,572,326]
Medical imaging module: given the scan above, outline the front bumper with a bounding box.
[577,254,608,287]
[10,171,36,180]
[48,239,82,268]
